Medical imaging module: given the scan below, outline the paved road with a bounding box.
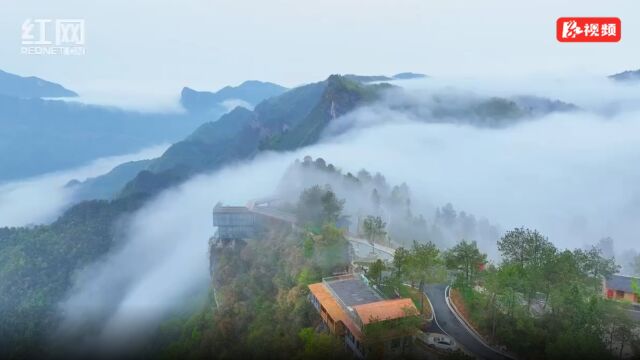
[347,236,395,261]
[629,308,640,322]
[424,284,511,360]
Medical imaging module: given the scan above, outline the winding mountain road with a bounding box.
[424,284,512,360]
[348,234,512,359]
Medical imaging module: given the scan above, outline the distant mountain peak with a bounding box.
[392,72,427,80]
[239,80,278,86]
[608,69,640,82]
[0,69,77,98]
[180,80,287,113]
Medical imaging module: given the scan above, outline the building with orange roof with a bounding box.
[604,274,639,304]
[308,273,420,358]
[354,298,418,325]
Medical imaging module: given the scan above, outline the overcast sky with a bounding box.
[1,0,639,96]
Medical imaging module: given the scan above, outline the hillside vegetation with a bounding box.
[151,189,352,359]
[448,230,638,360]
[0,195,148,358]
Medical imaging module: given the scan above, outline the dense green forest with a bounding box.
[447,229,639,360]
[0,194,149,358]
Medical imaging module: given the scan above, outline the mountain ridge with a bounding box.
[119,75,387,198]
[0,73,290,182]
[72,76,577,200]
[180,80,287,113]
[0,94,207,182]
[609,69,640,82]
[0,69,77,98]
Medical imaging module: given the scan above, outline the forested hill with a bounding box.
[71,75,577,201]
[276,156,501,249]
[150,205,353,359]
[0,72,585,358]
[0,76,388,358]
[118,75,390,198]
[148,162,357,359]
[0,194,150,359]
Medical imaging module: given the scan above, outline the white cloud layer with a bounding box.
[0,144,168,227]
[56,77,640,353]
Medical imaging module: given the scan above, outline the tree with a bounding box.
[302,234,314,259]
[296,185,345,228]
[296,185,325,226]
[445,240,487,286]
[458,228,631,359]
[497,227,556,269]
[458,212,477,239]
[392,247,411,281]
[298,327,349,360]
[574,246,619,291]
[357,169,372,183]
[540,250,582,310]
[497,228,557,306]
[390,242,442,313]
[368,259,385,286]
[313,157,326,169]
[409,241,441,313]
[437,203,457,228]
[482,266,502,340]
[362,215,386,250]
[321,189,344,225]
[390,183,410,207]
[632,279,640,300]
[494,262,524,319]
[314,224,350,274]
[372,172,387,190]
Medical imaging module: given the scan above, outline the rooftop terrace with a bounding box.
[323,274,383,307]
[309,273,420,340]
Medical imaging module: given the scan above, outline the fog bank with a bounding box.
[56,153,296,354]
[0,144,168,227]
[57,77,640,353]
[390,75,640,115]
[59,90,185,113]
[318,110,640,253]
